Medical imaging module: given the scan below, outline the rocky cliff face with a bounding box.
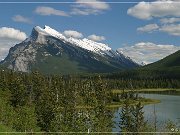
[1,26,139,74]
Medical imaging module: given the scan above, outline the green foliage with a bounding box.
[0,124,15,133]
[13,105,40,132]
[120,99,134,132]
[120,92,147,133]
[0,70,114,132]
[0,92,15,129]
[131,102,147,132]
[0,67,179,133]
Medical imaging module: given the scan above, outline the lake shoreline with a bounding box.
[112,88,180,96]
[107,98,160,108]
[109,88,180,108]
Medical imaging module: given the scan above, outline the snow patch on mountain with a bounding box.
[31,25,112,56]
[31,26,139,65]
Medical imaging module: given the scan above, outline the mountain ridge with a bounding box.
[1,25,139,74]
[143,50,180,70]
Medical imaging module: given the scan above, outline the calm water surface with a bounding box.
[113,94,180,132]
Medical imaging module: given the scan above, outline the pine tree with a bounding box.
[9,76,27,107]
[120,99,133,132]
[131,102,147,133]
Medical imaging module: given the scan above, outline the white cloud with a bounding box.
[137,24,159,33]
[88,34,105,41]
[160,17,180,24]
[34,1,109,17]
[71,8,99,15]
[75,0,110,10]
[0,27,27,61]
[35,6,69,16]
[118,42,180,64]
[0,41,18,61]
[160,24,180,36]
[12,15,32,24]
[137,23,180,36]
[127,0,180,20]
[63,30,83,38]
[128,1,180,36]
[0,27,27,41]
[71,0,110,15]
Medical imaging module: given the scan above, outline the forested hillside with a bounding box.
[143,50,180,69]
[104,50,180,81]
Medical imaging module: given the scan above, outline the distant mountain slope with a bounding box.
[134,50,180,79]
[1,26,139,74]
[105,50,180,80]
[143,50,180,70]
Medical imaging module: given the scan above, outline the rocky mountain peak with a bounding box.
[1,25,139,74]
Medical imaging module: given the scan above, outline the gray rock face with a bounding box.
[31,27,48,44]
[2,28,41,72]
[6,43,37,72]
[12,45,37,72]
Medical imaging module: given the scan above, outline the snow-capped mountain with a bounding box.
[33,25,113,56]
[1,25,139,74]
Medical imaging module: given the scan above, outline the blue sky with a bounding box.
[0,0,180,64]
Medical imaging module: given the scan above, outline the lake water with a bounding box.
[113,93,180,132]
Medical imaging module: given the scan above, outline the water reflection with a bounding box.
[113,94,180,133]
